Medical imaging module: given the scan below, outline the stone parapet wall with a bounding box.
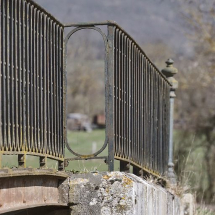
[68,172,182,215]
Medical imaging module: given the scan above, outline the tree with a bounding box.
[173,0,215,204]
[66,34,106,119]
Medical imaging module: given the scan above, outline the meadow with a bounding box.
[1,129,119,172]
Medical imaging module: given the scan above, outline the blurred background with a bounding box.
[32,0,215,210]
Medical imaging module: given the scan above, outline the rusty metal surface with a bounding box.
[0,168,68,178]
[0,0,65,167]
[0,174,68,214]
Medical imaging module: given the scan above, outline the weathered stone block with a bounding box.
[68,172,183,215]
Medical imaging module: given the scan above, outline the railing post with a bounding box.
[18,154,26,168]
[120,161,130,173]
[133,166,143,177]
[58,160,64,171]
[39,156,47,169]
[106,25,115,171]
[161,59,178,184]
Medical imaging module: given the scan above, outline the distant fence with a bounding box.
[1,0,172,177]
[0,0,65,168]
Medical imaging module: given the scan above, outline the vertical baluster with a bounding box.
[167,84,171,175]
[53,23,57,156]
[164,83,167,173]
[136,49,139,165]
[156,73,159,173]
[43,14,47,154]
[151,66,154,171]
[149,64,152,169]
[155,70,158,172]
[128,40,131,163]
[123,35,127,159]
[161,80,165,173]
[124,36,129,159]
[33,7,37,152]
[22,0,27,151]
[132,43,135,162]
[0,0,2,152]
[154,69,157,172]
[130,42,133,161]
[55,24,59,157]
[6,0,11,151]
[143,56,147,167]
[157,77,160,173]
[1,0,6,151]
[137,50,140,165]
[26,3,30,151]
[121,33,124,158]
[50,20,53,155]
[130,43,133,161]
[62,25,66,159]
[32,5,36,152]
[166,83,169,173]
[113,29,117,155]
[164,83,168,173]
[36,9,40,152]
[115,29,119,156]
[136,47,139,164]
[46,17,50,154]
[118,31,122,157]
[156,74,159,173]
[59,27,63,157]
[147,61,150,169]
[131,43,134,162]
[152,67,155,171]
[134,46,137,162]
[39,12,43,154]
[140,53,143,166]
[10,0,15,151]
[18,0,23,152]
[137,48,140,164]
[29,4,33,152]
[114,28,117,155]
[138,52,141,166]
[34,7,38,152]
[50,18,53,155]
[159,78,163,174]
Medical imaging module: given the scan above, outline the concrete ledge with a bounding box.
[0,171,189,214]
[68,172,182,215]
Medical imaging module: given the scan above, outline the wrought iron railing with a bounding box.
[0,0,65,169]
[0,0,174,178]
[64,22,171,177]
[112,25,171,176]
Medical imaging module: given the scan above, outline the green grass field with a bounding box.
[65,129,112,172]
[1,129,119,172]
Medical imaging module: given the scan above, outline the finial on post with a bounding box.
[162,59,178,185]
[162,59,177,77]
[162,59,178,90]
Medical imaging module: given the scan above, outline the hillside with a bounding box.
[34,0,191,55]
